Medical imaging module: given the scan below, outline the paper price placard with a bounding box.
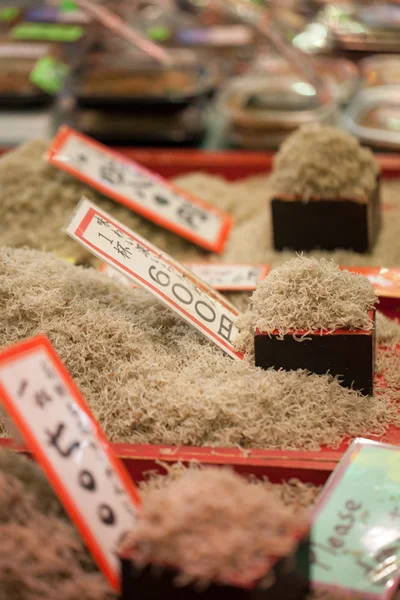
[48,127,232,254]
[0,335,140,591]
[311,438,400,599]
[100,262,269,292]
[185,263,269,291]
[65,198,243,359]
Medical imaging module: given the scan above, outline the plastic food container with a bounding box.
[252,55,359,105]
[75,50,216,110]
[343,86,400,151]
[321,4,400,53]
[360,54,400,88]
[75,103,206,147]
[218,74,336,149]
[0,41,54,107]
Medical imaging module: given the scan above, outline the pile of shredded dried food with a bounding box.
[0,449,112,600]
[0,248,398,451]
[269,123,380,201]
[122,467,306,587]
[1,135,400,268]
[235,257,377,350]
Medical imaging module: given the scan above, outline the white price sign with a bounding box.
[64,198,243,359]
[185,263,269,291]
[100,262,269,292]
[0,335,140,592]
[48,127,232,254]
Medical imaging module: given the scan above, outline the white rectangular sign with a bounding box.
[185,263,269,291]
[0,335,140,592]
[100,262,269,292]
[48,127,232,254]
[64,198,243,359]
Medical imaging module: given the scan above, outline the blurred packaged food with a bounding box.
[344,86,400,151]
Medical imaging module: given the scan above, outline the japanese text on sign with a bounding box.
[64,198,243,359]
[100,262,269,292]
[311,438,400,599]
[185,263,269,291]
[0,335,140,592]
[47,127,232,253]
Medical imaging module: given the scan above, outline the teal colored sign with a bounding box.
[11,22,84,42]
[30,56,70,95]
[312,439,400,598]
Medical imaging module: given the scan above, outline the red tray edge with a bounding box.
[0,437,339,472]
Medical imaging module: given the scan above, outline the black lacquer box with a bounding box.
[271,179,381,253]
[120,537,311,600]
[255,311,376,396]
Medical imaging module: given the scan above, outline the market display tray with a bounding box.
[0,437,334,486]
[0,148,399,469]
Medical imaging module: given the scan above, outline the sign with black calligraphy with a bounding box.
[0,335,141,592]
[184,263,270,291]
[64,198,243,359]
[47,127,232,254]
[100,262,269,291]
[311,438,400,599]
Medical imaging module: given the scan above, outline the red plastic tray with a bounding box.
[0,148,400,471]
[114,150,400,180]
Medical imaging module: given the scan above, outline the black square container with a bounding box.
[271,179,381,253]
[120,537,310,600]
[254,311,376,396]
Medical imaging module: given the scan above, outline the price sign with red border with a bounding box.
[64,198,243,359]
[47,127,232,254]
[0,335,141,592]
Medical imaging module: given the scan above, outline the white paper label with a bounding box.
[101,262,269,292]
[185,264,269,291]
[64,198,243,359]
[0,336,140,591]
[48,127,232,253]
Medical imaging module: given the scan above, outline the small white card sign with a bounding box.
[0,335,140,591]
[100,262,269,292]
[48,127,232,254]
[64,198,243,359]
[185,263,269,291]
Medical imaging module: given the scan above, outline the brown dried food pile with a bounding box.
[0,248,396,451]
[235,257,377,349]
[122,467,306,587]
[269,124,379,201]
[0,449,113,600]
[139,462,322,512]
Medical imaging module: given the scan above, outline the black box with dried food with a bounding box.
[120,537,311,600]
[254,310,376,396]
[271,178,381,253]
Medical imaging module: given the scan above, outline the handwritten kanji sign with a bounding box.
[311,438,400,599]
[64,198,243,359]
[184,263,270,291]
[47,127,232,253]
[0,335,140,591]
[100,262,269,292]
